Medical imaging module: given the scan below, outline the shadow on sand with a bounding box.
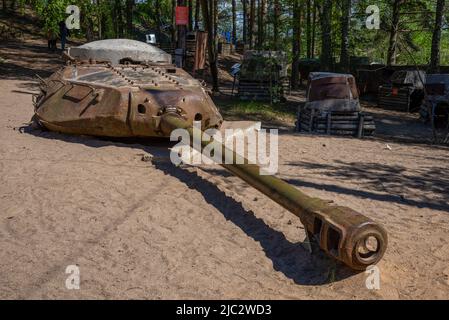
[284,160,449,213]
[19,123,357,285]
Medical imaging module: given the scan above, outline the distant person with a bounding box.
[59,21,69,51]
[47,29,57,52]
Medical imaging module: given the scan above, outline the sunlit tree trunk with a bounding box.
[86,17,95,42]
[291,0,301,89]
[200,0,219,91]
[306,0,311,58]
[242,0,248,44]
[340,0,351,72]
[172,0,177,44]
[97,0,103,39]
[311,0,317,58]
[320,0,332,71]
[125,0,134,38]
[249,0,255,49]
[429,0,445,73]
[257,0,266,49]
[213,0,218,41]
[177,0,187,50]
[194,0,201,30]
[155,0,162,38]
[232,0,237,44]
[387,0,402,66]
[194,0,200,30]
[188,0,193,31]
[273,0,280,50]
[115,0,124,38]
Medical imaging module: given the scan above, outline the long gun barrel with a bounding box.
[160,112,387,270]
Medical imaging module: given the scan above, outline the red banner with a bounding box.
[176,6,189,25]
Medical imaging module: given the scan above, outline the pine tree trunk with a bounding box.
[188,0,193,31]
[291,0,301,89]
[86,18,95,42]
[155,0,162,37]
[429,0,445,73]
[232,0,237,44]
[273,0,280,50]
[257,0,266,49]
[387,0,402,66]
[242,0,248,45]
[125,0,134,38]
[115,0,124,38]
[340,0,351,73]
[112,4,117,38]
[320,0,332,71]
[257,0,261,48]
[194,0,200,30]
[213,0,218,41]
[306,0,311,58]
[249,0,255,49]
[200,0,219,92]
[177,0,187,51]
[98,0,103,40]
[311,0,317,58]
[172,0,177,44]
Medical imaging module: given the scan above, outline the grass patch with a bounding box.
[215,99,297,125]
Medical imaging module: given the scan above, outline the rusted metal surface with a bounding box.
[159,113,388,270]
[34,63,223,137]
[298,73,375,137]
[33,41,387,270]
[307,72,360,103]
[34,39,222,136]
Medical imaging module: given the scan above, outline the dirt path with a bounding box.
[1,36,449,299]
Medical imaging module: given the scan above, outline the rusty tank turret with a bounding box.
[33,39,387,271]
[33,39,223,137]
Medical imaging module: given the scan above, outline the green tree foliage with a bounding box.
[26,0,448,67]
[33,0,70,36]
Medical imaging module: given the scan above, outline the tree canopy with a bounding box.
[11,0,448,67]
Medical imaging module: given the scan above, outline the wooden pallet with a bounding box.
[238,79,287,101]
[378,87,412,112]
[296,109,375,138]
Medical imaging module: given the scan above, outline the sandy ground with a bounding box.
[1,38,449,299]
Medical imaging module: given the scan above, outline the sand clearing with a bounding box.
[1,76,449,299]
[1,32,449,299]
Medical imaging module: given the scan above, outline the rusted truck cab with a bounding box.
[297,72,375,137]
